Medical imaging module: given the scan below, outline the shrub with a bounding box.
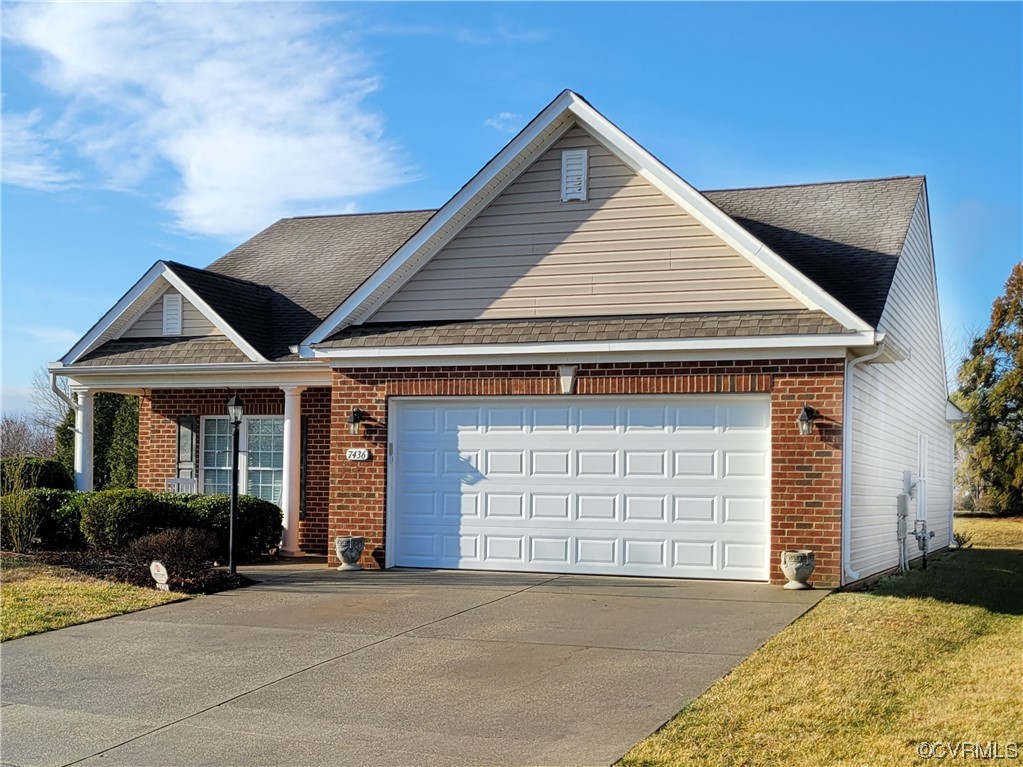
[79,490,197,551]
[1,492,43,552]
[1,456,73,493]
[187,494,283,562]
[116,528,250,594]
[125,527,218,585]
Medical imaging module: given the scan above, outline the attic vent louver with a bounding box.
[561,148,588,202]
[162,293,182,335]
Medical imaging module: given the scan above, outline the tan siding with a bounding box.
[122,288,222,338]
[371,125,801,322]
[849,191,954,578]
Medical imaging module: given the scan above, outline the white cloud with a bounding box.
[484,112,524,133]
[2,3,409,239]
[1,109,78,191]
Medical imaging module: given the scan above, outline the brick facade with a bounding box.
[328,360,844,586]
[137,386,332,553]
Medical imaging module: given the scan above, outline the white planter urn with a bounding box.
[780,549,816,590]
[335,536,365,571]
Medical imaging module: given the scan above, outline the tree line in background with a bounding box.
[1,371,138,490]
[952,261,1022,516]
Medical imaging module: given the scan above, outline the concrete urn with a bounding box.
[780,549,815,590]
[335,536,365,571]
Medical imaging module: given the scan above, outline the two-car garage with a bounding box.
[387,396,771,581]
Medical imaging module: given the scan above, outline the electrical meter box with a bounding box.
[897,494,909,540]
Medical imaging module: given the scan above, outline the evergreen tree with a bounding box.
[954,261,1023,515]
[107,396,139,488]
[52,392,140,490]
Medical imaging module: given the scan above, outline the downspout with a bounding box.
[842,339,889,584]
[51,371,78,412]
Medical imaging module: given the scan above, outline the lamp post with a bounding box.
[226,394,244,576]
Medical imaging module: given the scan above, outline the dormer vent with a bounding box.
[162,293,182,335]
[561,148,588,202]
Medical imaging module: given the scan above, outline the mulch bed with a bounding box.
[27,550,255,595]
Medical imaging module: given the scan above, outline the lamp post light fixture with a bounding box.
[347,407,368,436]
[226,394,244,575]
[796,404,819,437]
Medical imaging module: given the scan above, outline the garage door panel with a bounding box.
[392,396,770,580]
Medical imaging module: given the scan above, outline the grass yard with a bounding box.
[0,553,187,641]
[620,516,1023,767]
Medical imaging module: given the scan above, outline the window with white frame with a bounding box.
[245,417,284,503]
[200,416,284,504]
[201,417,234,495]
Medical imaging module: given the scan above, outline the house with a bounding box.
[50,91,959,587]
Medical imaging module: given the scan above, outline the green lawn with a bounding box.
[620,516,1023,767]
[0,553,187,641]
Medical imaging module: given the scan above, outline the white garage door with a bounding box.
[388,396,770,580]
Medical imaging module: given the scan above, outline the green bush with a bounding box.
[187,494,283,562]
[0,489,85,551]
[79,490,196,551]
[1,457,73,493]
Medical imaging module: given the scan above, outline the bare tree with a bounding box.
[1,414,55,457]
[30,366,71,433]
[944,323,982,394]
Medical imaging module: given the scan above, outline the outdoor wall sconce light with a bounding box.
[347,407,369,436]
[796,404,819,436]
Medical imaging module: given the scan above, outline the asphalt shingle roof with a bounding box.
[76,337,250,366]
[318,310,850,348]
[705,176,923,327]
[68,176,923,367]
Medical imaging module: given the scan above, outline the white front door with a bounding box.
[388,395,771,580]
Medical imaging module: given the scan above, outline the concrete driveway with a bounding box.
[1,563,826,767]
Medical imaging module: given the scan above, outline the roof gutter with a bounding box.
[842,334,898,584]
[51,370,78,412]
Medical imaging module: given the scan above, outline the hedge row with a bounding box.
[0,489,282,562]
[1,457,73,494]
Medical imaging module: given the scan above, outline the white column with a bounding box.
[279,385,305,555]
[73,388,94,492]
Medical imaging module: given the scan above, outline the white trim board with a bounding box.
[61,261,266,365]
[306,331,878,364]
[301,90,871,347]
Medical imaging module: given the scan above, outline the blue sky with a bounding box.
[2,2,1020,415]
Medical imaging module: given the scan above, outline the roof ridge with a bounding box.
[283,208,438,222]
[702,175,925,194]
[165,260,272,291]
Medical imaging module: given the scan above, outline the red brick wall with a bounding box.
[137,387,332,553]
[329,361,844,586]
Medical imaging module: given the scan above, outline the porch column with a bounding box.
[73,388,94,491]
[279,385,305,555]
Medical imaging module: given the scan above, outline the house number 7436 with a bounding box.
[346,448,370,461]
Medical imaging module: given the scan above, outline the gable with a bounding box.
[121,285,222,338]
[369,125,803,323]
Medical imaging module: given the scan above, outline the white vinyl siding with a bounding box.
[389,395,771,580]
[200,416,284,504]
[370,125,802,322]
[561,148,588,201]
[123,288,223,338]
[848,190,954,578]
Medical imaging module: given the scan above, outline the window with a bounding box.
[561,148,588,201]
[200,416,285,504]
[201,417,233,495]
[162,293,182,335]
[245,417,284,503]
